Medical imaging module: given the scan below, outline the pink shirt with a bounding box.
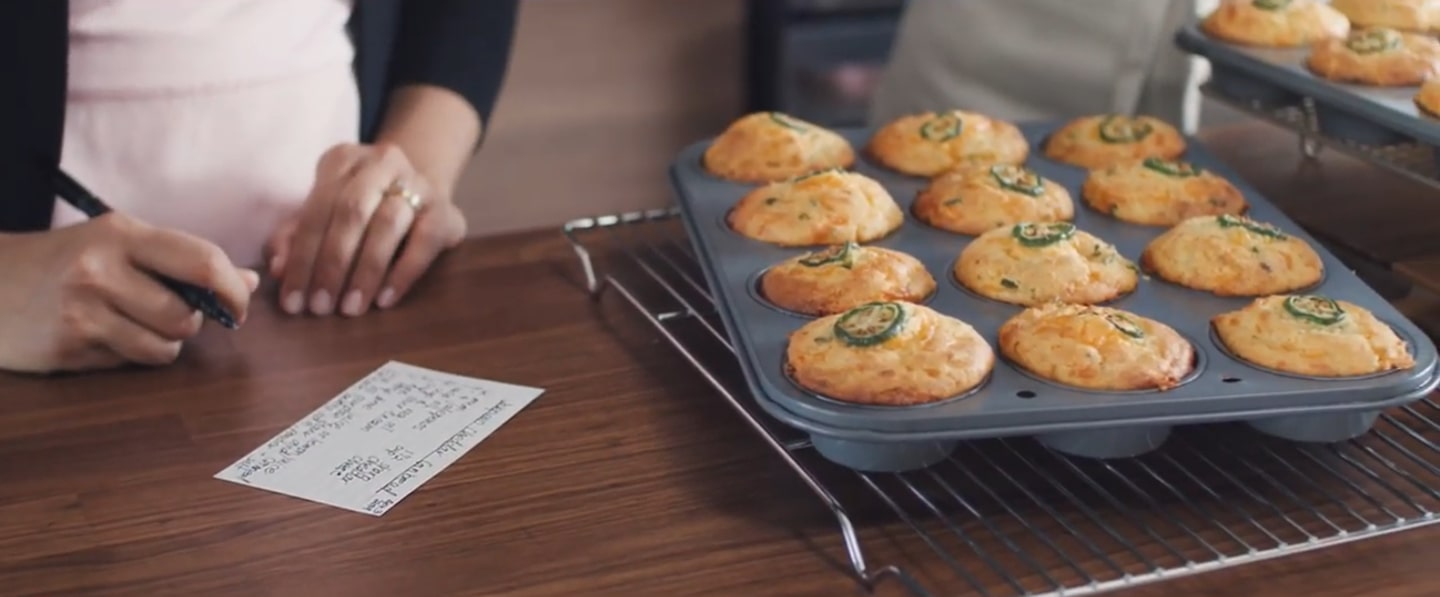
[55,0,361,268]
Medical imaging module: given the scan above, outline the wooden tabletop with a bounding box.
[3,123,1440,597]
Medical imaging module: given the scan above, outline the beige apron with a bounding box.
[870,0,1218,133]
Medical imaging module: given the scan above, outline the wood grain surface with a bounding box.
[2,124,1440,597]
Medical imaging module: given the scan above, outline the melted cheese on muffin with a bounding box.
[1306,27,1440,86]
[1213,294,1415,377]
[703,111,856,183]
[761,243,936,316]
[999,303,1195,392]
[728,169,904,246]
[1082,158,1249,226]
[866,110,1030,177]
[1201,0,1351,48]
[1141,214,1324,296]
[1043,114,1187,170]
[786,301,994,405]
[913,163,1074,236]
[955,222,1138,306]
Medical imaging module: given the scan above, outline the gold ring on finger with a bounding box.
[384,180,424,212]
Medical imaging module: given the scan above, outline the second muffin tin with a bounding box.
[671,121,1440,473]
[1174,24,1440,148]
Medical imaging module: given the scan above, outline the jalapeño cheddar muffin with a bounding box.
[1042,114,1187,170]
[760,242,936,316]
[728,169,904,246]
[1306,27,1440,86]
[1416,76,1440,116]
[1330,0,1436,33]
[999,303,1195,392]
[785,301,995,405]
[1213,294,1415,377]
[1141,214,1324,296]
[913,163,1074,236]
[866,110,1030,177]
[1201,0,1350,48]
[1082,157,1248,226]
[702,111,856,183]
[955,222,1139,306]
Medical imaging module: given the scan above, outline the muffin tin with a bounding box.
[670,121,1440,473]
[1174,24,1440,148]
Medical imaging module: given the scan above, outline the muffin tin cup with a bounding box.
[1036,425,1173,461]
[672,121,1440,474]
[811,436,958,473]
[1174,26,1440,148]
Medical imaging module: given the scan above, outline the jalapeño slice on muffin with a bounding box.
[990,165,1045,196]
[1252,0,1292,10]
[1284,294,1347,325]
[1105,312,1146,339]
[1098,115,1154,144]
[1346,28,1402,54]
[798,241,857,268]
[834,301,907,347]
[1142,157,1203,178]
[1217,214,1288,239]
[919,112,963,142]
[1012,221,1077,247]
[769,111,809,132]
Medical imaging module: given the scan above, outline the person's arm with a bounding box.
[374,0,520,195]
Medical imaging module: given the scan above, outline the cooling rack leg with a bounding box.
[562,221,610,298]
[1300,135,1323,160]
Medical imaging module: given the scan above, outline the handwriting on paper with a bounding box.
[215,361,545,515]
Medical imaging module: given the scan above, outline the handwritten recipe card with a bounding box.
[215,361,545,515]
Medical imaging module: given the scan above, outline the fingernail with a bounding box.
[283,291,304,314]
[310,290,333,315]
[341,290,365,316]
[377,287,397,309]
[242,270,261,292]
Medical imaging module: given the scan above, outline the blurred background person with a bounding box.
[870,0,1223,133]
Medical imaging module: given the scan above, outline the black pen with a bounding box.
[49,167,240,330]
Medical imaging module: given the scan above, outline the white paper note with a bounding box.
[214,361,545,515]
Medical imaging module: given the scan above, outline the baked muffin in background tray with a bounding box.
[1141,214,1325,297]
[1213,294,1415,377]
[726,169,903,247]
[1082,157,1249,227]
[953,222,1138,307]
[702,111,855,183]
[866,109,1030,177]
[1330,0,1437,33]
[1042,114,1187,170]
[913,163,1074,236]
[759,242,936,317]
[785,301,994,406]
[1201,0,1350,48]
[999,303,1196,392]
[1306,27,1440,86]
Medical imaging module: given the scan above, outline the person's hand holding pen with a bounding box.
[0,213,258,373]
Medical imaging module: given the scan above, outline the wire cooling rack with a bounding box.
[563,202,1440,596]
